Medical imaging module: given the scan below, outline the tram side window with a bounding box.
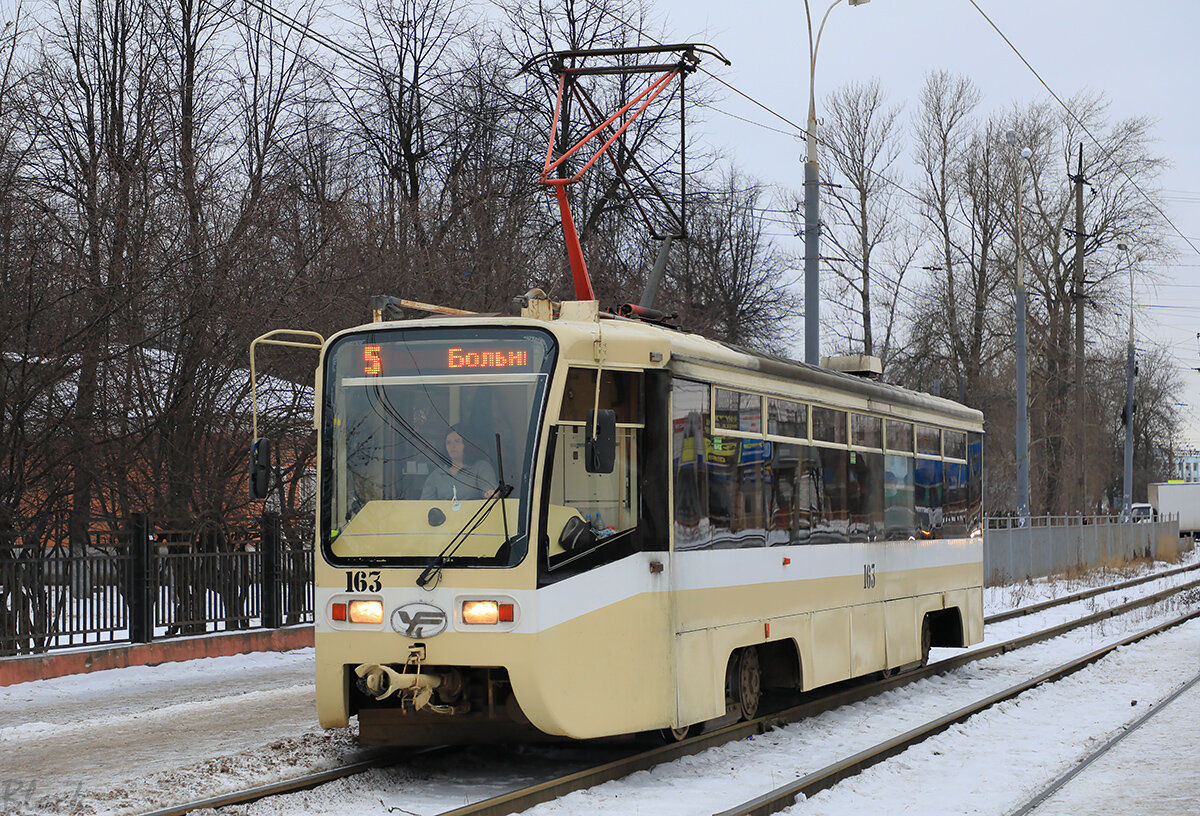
[812,446,849,543]
[968,432,984,533]
[847,451,884,541]
[812,407,848,444]
[768,397,807,438]
[916,424,941,457]
[672,379,774,550]
[884,454,916,540]
[544,368,642,569]
[943,461,969,536]
[673,379,711,551]
[852,414,882,449]
[886,419,914,453]
[715,389,761,432]
[914,457,944,536]
[944,430,967,460]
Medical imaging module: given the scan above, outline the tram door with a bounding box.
[667,379,726,725]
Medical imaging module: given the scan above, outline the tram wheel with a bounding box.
[727,646,762,721]
[658,724,693,743]
[919,617,933,668]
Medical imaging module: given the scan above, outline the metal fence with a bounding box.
[0,512,313,656]
[5,510,1189,654]
[983,513,1182,586]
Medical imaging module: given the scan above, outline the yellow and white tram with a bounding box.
[301,294,983,744]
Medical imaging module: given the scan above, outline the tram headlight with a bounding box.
[461,600,515,625]
[348,599,384,624]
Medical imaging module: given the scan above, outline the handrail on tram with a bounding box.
[249,329,325,443]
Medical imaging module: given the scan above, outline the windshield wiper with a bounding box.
[416,439,513,589]
[494,435,512,556]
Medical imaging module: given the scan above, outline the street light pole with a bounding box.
[1007,130,1032,525]
[803,0,870,366]
[1117,243,1137,519]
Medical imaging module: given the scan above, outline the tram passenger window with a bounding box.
[914,457,944,536]
[723,436,769,547]
[916,425,941,457]
[766,442,800,545]
[707,434,737,545]
[884,454,916,540]
[886,420,914,453]
[968,433,984,532]
[715,389,762,433]
[768,398,807,439]
[852,414,882,449]
[847,451,883,541]
[944,430,967,460]
[672,380,711,551]
[812,407,848,445]
[767,443,825,545]
[943,461,968,537]
[813,446,849,542]
[673,380,775,550]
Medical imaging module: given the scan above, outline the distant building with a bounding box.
[1174,448,1200,483]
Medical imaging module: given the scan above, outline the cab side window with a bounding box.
[544,368,644,570]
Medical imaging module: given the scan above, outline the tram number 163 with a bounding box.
[346,570,382,592]
[863,563,876,590]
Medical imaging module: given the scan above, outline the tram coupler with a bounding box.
[354,658,467,715]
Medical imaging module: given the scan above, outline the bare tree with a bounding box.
[667,169,798,353]
[1017,94,1168,513]
[819,79,905,359]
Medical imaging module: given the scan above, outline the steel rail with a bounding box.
[1006,667,1200,816]
[134,749,436,816]
[713,607,1200,816]
[985,560,1200,625]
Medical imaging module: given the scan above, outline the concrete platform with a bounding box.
[0,625,313,686]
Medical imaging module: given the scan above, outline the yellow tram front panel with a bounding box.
[314,553,676,739]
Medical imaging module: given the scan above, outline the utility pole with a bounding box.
[803,0,872,365]
[1007,130,1032,525]
[1118,243,1136,519]
[1071,143,1087,514]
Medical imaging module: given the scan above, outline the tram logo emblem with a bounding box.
[392,603,448,638]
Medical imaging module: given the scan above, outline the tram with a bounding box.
[260,291,984,745]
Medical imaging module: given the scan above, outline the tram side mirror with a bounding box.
[250,437,272,499]
[585,409,616,474]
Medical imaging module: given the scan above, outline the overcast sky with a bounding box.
[652,0,1200,447]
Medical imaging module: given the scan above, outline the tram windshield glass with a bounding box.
[320,327,556,567]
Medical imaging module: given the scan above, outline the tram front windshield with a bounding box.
[320,327,555,567]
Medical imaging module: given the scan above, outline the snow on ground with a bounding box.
[1031,675,1200,816]
[0,649,339,815]
[787,619,1200,816]
[0,549,1197,816]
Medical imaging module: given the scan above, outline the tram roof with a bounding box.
[331,307,983,430]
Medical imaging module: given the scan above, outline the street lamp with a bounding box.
[803,0,870,366]
[1006,129,1032,525]
[1117,242,1140,519]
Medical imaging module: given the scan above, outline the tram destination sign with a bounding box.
[358,338,538,377]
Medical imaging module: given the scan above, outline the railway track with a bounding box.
[135,562,1200,816]
[136,751,426,816]
[712,607,1200,816]
[1004,667,1200,816]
